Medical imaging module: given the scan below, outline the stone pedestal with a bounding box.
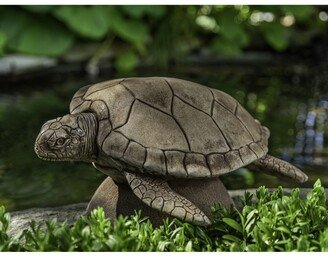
[86,177,234,226]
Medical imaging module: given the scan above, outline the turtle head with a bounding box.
[34,113,98,162]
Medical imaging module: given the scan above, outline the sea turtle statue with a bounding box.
[34,77,308,226]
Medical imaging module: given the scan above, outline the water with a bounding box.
[0,63,327,211]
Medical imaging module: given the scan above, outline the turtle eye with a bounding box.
[56,138,65,146]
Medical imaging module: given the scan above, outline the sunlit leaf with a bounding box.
[276,226,291,234]
[222,218,243,233]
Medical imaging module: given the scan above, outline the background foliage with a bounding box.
[0,5,327,70]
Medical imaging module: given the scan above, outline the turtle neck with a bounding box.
[78,113,98,162]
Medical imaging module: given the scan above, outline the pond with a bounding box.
[0,62,327,211]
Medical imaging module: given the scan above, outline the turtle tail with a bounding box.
[248,154,308,183]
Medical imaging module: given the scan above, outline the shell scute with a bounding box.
[173,97,229,154]
[207,154,231,175]
[165,151,187,178]
[90,100,109,120]
[212,101,253,149]
[84,78,124,98]
[225,150,244,170]
[144,148,166,176]
[211,89,238,113]
[236,104,262,141]
[166,77,213,114]
[102,131,129,159]
[117,100,189,151]
[122,77,172,114]
[123,141,146,169]
[185,153,211,178]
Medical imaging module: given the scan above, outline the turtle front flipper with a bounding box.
[123,171,211,226]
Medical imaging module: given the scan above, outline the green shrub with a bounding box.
[0,180,327,251]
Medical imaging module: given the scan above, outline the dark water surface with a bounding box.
[0,63,327,211]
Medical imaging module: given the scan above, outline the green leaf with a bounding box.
[0,8,73,56]
[261,22,289,51]
[112,19,149,45]
[54,6,110,39]
[0,8,30,45]
[115,50,138,71]
[222,234,242,243]
[276,226,291,234]
[185,240,193,252]
[218,10,249,47]
[297,235,310,251]
[222,218,243,233]
[14,22,73,56]
[0,30,7,54]
[314,179,322,188]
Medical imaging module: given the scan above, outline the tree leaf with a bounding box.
[0,8,73,56]
[16,22,73,56]
[112,18,149,45]
[53,6,110,39]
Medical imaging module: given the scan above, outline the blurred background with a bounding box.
[0,5,327,211]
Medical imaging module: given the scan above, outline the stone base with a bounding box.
[86,176,234,226]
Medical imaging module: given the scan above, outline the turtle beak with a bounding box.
[34,135,48,160]
[34,130,56,161]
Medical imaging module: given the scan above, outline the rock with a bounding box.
[8,203,86,237]
[86,177,234,227]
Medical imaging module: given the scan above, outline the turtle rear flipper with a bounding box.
[249,154,308,183]
[124,171,211,226]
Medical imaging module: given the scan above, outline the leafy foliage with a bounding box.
[0,180,327,251]
[54,6,111,40]
[0,6,327,69]
[0,7,73,56]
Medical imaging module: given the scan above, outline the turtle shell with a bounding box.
[70,77,269,178]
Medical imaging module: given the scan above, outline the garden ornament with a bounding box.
[35,77,308,226]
